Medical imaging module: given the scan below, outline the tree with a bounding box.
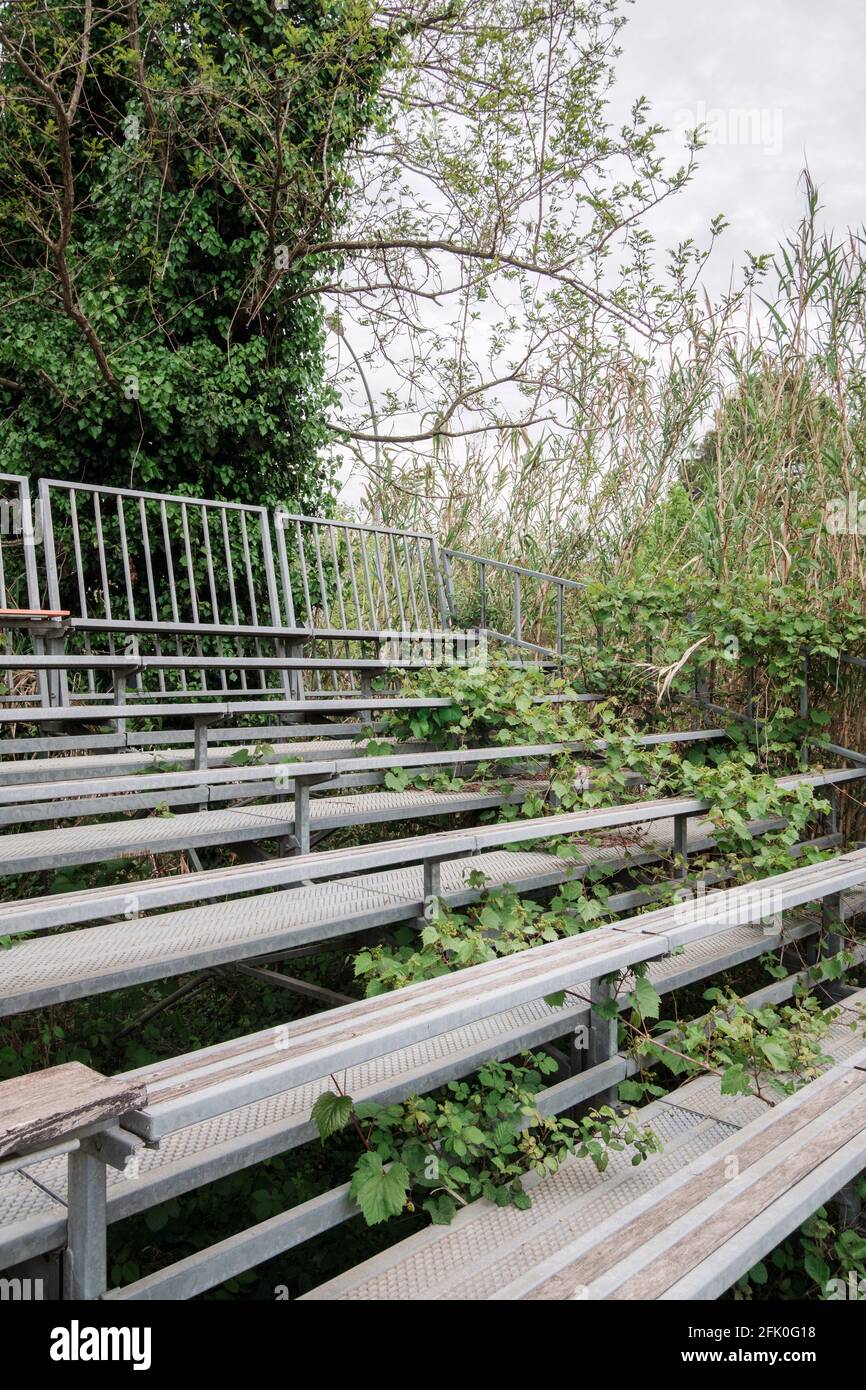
[319,0,729,493]
[0,0,394,508]
[0,0,733,527]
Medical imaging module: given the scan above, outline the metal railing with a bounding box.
[11,481,463,701]
[441,547,587,657]
[39,479,281,633]
[275,511,450,633]
[37,479,293,700]
[0,472,45,702]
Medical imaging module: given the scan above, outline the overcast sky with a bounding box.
[613,0,866,295]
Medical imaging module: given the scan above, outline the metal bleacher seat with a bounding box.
[2,851,865,1299]
[3,471,866,1304]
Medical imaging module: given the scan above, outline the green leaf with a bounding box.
[719,1064,752,1096]
[350,1153,410,1225]
[311,1091,354,1140]
[617,1079,645,1102]
[803,1251,831,1289]
[632,973,661,1021]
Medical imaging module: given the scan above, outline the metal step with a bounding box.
[0,816,749,1014]
[0,781,542,875]
[301,997,866,1300]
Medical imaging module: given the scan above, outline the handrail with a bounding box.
[442,547,587,589]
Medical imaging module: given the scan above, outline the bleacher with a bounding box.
[1,470,865,1302]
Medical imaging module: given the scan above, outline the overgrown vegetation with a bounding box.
[1,0,865,1305]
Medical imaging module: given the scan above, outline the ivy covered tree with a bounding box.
[0,0,395,507]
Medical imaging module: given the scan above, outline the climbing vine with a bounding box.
[312,1052,660,1227]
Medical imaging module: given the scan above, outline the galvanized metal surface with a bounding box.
[114,848,866,1143]
[0,765,856,932]
[0,779,551,876]
[301,1022,866,1302]
[0,809,804,1017]
[5,963,863,1285]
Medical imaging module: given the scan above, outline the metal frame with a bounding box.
[38,478,291,703]
[0,473,48,704]
[2,855,860,1296]
[6,474,866,1300]
[271,512,451,697]
[441,547,587,657]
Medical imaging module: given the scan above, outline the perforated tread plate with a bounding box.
[0,779,574,875]
[1,987,862,1273]
[0,818,718,1013]
[300,998,866,1300]
[0,849,569,1012]
[0,737,366,786]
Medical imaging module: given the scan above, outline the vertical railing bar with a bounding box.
[295,520,313,629]
[180,504,200,624]
[440,547,457,627]
[558,581,567,656]
[273,510,297,629]
[200,508,227,692]
[372,531,391,630]
[91,491,118,681]
[159,501,180,626]
[92,492,113,625]
[64,491,96,697]
[387,532,406,632]
[311,523,332,630]
[343,526,363,689]
[220,510,248,693]
[402,535,421,631]
[115,495,136,625]
[200,507,220,625]
[259,507,283,629]
[327,524,348,631]
[344,525,362,628]
[180,503,207,689]
[513,572,522,644]
[18,476,41,612]
[139,498,165,695]
[326,526,348,691]
[238,512,259,627]
[113,494,137,701]
[415,535,435,632]
[429,539,449,628]
[34,479,61,703]
[159,498,187,692]
[359,531,377,629]
[341,525,361,689]
[238,511,267,692]
[38,479,62,612]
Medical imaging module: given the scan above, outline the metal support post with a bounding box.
[64,1140,109,1300]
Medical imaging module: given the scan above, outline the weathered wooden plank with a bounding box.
[0,1063,147,1158]
[522,1063,866,1299]
[610,1087,866,1299]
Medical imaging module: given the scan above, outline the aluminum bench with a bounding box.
[303,1036,866,1302]
[0,724,725,787]
[115,844,866,1143]
[4,947,863,1299]
[1,766,855,933]
[2,852,861,1299]
[0,778,547,876]
[0,697,454,723]
[0,740,601,825]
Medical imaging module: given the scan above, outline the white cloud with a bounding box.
[612,0,866,293]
